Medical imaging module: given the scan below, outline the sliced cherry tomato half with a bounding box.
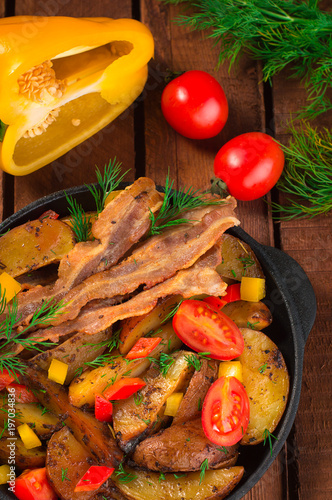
[74,465,114,492]
[15,467,57,500]
[126,337,162,360]
[172,299,244,360]
[39,210,59,220]
[202,376,250,446]
[103,377,146,401]
[95,393,113,422]
[6,383,38,403]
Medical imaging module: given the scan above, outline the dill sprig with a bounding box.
[148,352,175,377]
[65,193,91,242]
[149,174,224,236]
[161,0,332,119]
[272,121,332,220]
[185,352,211,371]
[114,463,137,483]
[263,428,278,457]
[0,120,7,142]
[85,328,122,353]
[0,294,65,379]
[87,157,129,214]
[199,458,209,484]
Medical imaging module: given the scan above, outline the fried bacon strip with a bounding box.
[45,199,239,326]
[6,178,163,326]
[24,245,227,347]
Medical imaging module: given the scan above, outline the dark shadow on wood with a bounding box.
[5,0,15,16]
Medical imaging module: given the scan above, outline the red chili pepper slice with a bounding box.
[74,465,115,492]
[6,383,38,403]
[95,393,113,422]
[125,337,162,360]
[103,377,146,401]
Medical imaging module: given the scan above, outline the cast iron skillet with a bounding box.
[0,184,316,500]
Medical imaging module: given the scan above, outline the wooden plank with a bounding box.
[12,0,135,212]
[273,67,332,500]
[141,2,284,500]
[141,1,273,247]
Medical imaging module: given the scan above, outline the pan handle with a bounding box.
[261,245,316,344]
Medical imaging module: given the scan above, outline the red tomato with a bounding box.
[126,337,162,360]
[74,465,114,492]
[103,377,146,401]
[172,299,244,360]
[202,296,227,311]
[15,468,57,500]
[214,132,284,200]
[202,376,250,446]
[161,70,228,139]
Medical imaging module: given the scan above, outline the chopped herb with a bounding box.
[149,352,175,377]
[259,363,268,374]
[174,473,187,479]
[65,192,91,242]
[159,473,166,482]
[114,463,137,483]
[123,369,132,377]
[216,446,228,454]
[134,391,144,406]
[199,458,209,485]
[231,269,237,278]
[198,397,202,411]
[237,256,255,275]
[263,428,278,457]
[247,320,260,329]
[0,120,8,142]
[61,468,70,482]
[186,437,190,442]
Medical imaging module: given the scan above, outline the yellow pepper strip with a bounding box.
[218,361,243,383]
[240,276,266,302]
[164,392,184,417]
[0,272,21,302]
[0,465,12,485]
[17,423,42,449]
[0,16,154,175]
[48,358,69,385]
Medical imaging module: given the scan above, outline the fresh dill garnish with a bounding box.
[271,121,332,219]
[65,192,91,242]
[197,397,202,411]
[149,352,175,377]
[259,363,268,373]
[87,157,128,214]
[86,328,122,353]
[247,321,259,330]
[159,472,166,482]
[230,269,237,278]
[134,391,144,406]
[174,473,187,479]
[263,428,278,457]
[83,354,117,369]
[61,468,71,481]
[149,173,224,236]
[216,446,228,454]
[162,0,332,119]
[0,293,65,379]
[161,298,185,324]
[185,352,211,371]
[237,256,255,276]
[0,120,8,142]
[115,463,138,483]
[199,458,209,484]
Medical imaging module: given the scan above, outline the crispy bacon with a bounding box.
[5,178,163,327]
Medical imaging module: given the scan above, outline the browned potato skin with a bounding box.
[239,328,290,445]
[119,295,182,354]
[222,300,272,330]
[217,234,264,281]
[132,418,238,472]
[0,428,46,468]
[113,466,244,500]
[47,426,96,500]
[172,358,218,426]
[0,218,75,277]
[0,402,60,439]
[32,328,111,384]
[23,363,123,467]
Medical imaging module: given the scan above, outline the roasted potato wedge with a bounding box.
[46,426,96,500]
[119,295,182,354]
[217,234,264,281]
[0,428,46,468]
[113,465,244,500]
[23,364,123,467]
[0,402,59,439]
[132,417,238,472]
[0,217,75,277]
[172,358,218,426]
[239,328,289,445]
[113,351,194,453]
[69,322,182,408]
[222,300,272,330]
[32,328,111,384]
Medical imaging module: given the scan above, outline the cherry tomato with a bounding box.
[15,468,57,500]
[202,376,250,446]
[161,70,228,139]
[172,299,244,360]
[213,132,284,200]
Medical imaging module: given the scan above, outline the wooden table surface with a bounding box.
[1,2,331,500]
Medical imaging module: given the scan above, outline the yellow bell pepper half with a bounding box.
[0,16,154,175]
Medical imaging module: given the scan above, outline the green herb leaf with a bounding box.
[114,463,137,483]
[263,428,278,456]
[0,120,8,142]
[199,458,209,485]
[65,192,91,242]
[61,468,71,482]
